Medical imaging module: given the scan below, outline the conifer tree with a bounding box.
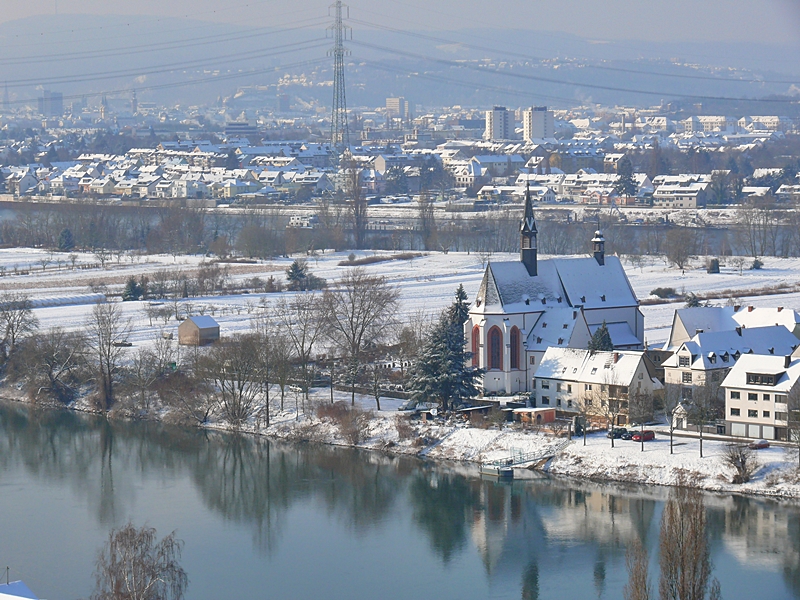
[614,156,637,198]
[588,321,614,352]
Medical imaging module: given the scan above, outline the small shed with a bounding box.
[178,315,220,346]
[513,407,557,425]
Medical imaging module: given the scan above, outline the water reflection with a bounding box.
[2,402,800,599]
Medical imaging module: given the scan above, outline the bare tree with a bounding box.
[586,374,625,448]
[688,381,723,458]
[0,291,39,362]
[87,301,131,409]
[623,538,652,600]
[126,348,160,412]
[321,268,399,406]
[417,192,438,251]
[197,333,264,429]
[787,386,800,467]
[156,371,216,426]
[92,522,188,600]
[10,327,87,404]
[665,227,696,270]
[345,161,368,249]
[662,383,683,455]
[722,443,758,483]
[274,293,323,400]
[659,478,721,600]
[628,391,655,452]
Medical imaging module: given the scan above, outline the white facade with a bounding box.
[485,106,513,141]
[523,106,554,141]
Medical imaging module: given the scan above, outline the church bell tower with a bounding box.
[520,183,538,276]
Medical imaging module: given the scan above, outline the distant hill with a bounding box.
[0,14,796,109]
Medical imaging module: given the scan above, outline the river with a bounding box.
[1,403,799,600]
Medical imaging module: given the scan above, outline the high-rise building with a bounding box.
[485,106,512,140]
[386,97,412,119]
[37,90,63,117]
[523,106,554,141]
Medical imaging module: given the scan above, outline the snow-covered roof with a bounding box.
[0,581,39,600]
[588,322,640,348]
[721,354,800,393]
[186,315,219,330]
[663,326,800,370]
[550,256,638,310]
[536,347,648,387]
[525,307,587,352]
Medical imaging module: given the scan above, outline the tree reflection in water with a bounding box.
[4,402,800,598]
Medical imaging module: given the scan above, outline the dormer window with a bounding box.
[746,372,782,386]
[591,367,598,374]
[679,356,690,367]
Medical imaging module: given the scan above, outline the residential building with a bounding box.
[523,106,554,141]
[485,106,513,141]
[534,347,661,423]
[662,325,800,396]
[723,353,800,440]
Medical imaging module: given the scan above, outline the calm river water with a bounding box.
[2,403,800,600]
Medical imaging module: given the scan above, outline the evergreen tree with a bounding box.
[409,286,482,411]
[57,228,75,252]
[285,259,308,291]
[614,156,637,198]
[122,276,143,302]
[588,321,614,352]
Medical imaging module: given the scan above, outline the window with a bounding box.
[763,394,770,401]
[591,367,598,375]
[763,411,770,418]
[585,384,593,391]
[541,381,550,390]
[730,391,740,400]
[730,408,741,416]
[586,398,593,406]
[510,327,520,370]
[567,399,573,408]
[557,398,562,407]
[529,356,536,365]
[541,396,550,405]
[638,372,644,379]
[567,384,572,393]
[747,373,777,386]
[748,410,758,418]
[488,327,503,370]
[777,412,788,421]
[776,395,787,403]
[556,383,562,392]
[679,356,690,367]
[682,372,692,383]
[532,379,537,389]
[748,393,758,401]
[471,326,480,367]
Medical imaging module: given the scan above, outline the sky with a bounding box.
[4,0,800,45]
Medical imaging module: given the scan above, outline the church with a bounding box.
[465,188,644,395]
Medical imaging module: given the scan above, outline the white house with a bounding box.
[464,187,644,396]
[534,347,661,423]
[722,352,800,440]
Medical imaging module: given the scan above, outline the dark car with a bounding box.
[607,427,628,439]
[620,430,634,440]
[632,430,656,442]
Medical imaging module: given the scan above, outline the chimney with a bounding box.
[736,326,742,336]
[734,305,741,312]
[748,306,754,312]
[778,307,784,312]
[786,355,792,369]
[695,329,703,335]
[613,352,620,363]
[592,230,605,266]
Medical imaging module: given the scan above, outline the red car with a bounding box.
[631,430,655,442]
[748,439,770,450]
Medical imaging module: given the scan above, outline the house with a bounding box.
[178,316,220,346]
[662,325,800,396]
[652,182,709,208]
[663,306,800,351]
[722,353,800,440]
[464,187,644,396]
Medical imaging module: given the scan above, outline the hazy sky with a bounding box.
[5,0,800,45]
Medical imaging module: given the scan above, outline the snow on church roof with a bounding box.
[525,307,584,351]
[550,256,638,310]
[476,260,563,310]
[588,322,641,348]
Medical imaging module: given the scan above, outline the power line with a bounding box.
[350,39,800,105]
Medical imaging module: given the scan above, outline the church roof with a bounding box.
[474,256,637,312]
[525,307,585,351]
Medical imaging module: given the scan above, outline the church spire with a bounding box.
[520,181,538,276]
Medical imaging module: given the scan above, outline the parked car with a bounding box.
[631,430,656,442]
[748,439,770,450]
[620,431,634,440]
[397,400,417,411]
[607,427,628,439]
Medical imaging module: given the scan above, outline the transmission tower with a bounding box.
[328,1,351,152]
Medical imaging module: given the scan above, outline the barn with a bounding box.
[178,315,220,346]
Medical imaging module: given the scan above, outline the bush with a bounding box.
[751,259,764,270]
[395,414,415,441]
[317,401,372,444]
[723,443,758,484]
[650,287,677,299]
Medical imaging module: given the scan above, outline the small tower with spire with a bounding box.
[592,230,605,266]
[520,183,538,276]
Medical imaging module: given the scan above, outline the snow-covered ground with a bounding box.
[6,246,800,495]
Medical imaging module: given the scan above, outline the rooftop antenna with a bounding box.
[327,1,351,155]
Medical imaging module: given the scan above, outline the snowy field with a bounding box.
[0,247,798,351]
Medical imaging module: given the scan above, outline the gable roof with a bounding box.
[0,581,38,600]
[721,354,800,393]
[186,315,219,330]
[536,347,650,387]
[550,256,638,310]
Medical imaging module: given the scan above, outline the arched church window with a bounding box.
[510,327,520,370]
[488,326,503,371]
[472,326,480,367]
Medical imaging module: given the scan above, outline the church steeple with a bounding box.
[520,182,538,276]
